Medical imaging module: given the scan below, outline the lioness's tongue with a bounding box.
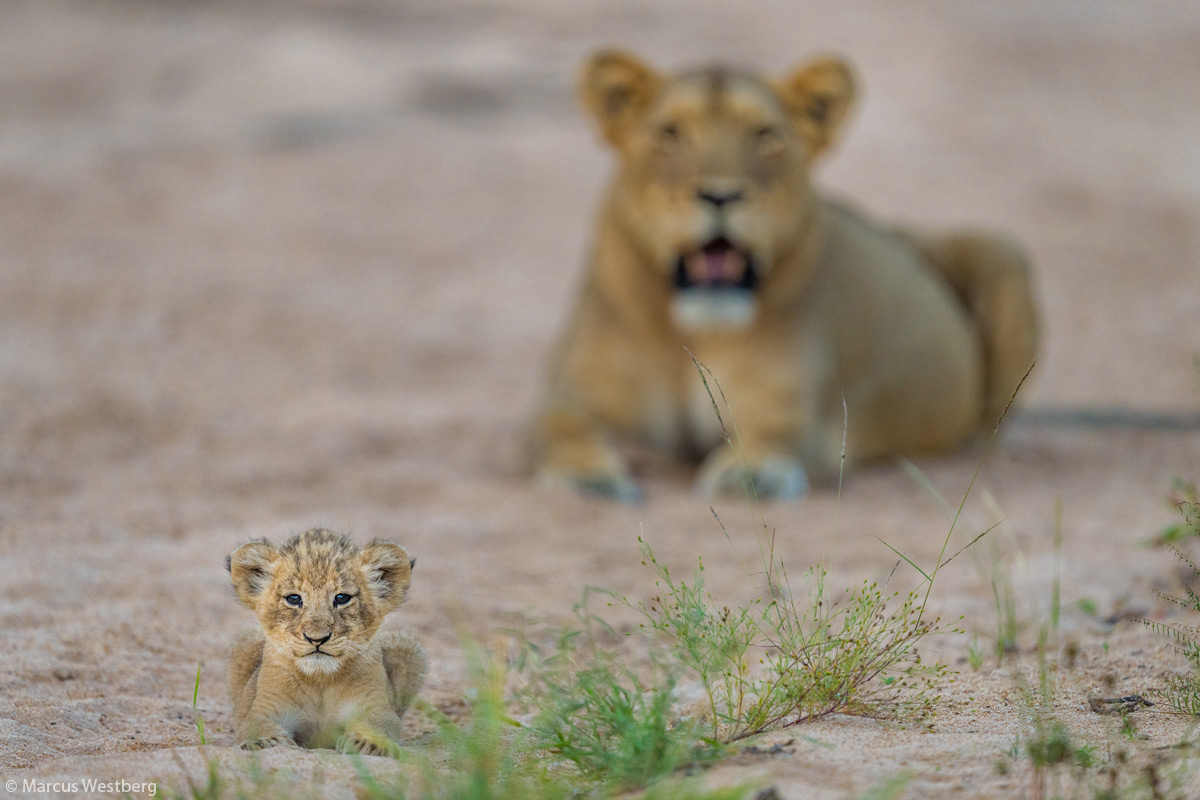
[688,248,745,285]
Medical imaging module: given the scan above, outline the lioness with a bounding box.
[227,529,427,755]
[529,51,1038,501]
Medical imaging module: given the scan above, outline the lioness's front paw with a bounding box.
[695,450,809,501]
[537,468,642,504]
[338,731,401,758]
[239,734,297,751]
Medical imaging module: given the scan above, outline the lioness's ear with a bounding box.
[580,50,661,148]
[777,57,856,158]
[358,540,413,613]
[227,539,280,610]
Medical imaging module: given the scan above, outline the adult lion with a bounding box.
[529,50,1038,501]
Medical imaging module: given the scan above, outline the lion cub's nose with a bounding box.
[304,632,332,646]
[697,187,744,208]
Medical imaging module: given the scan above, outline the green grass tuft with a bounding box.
[623,538,947,743]
[193,660,206,746]
[518,599,720,789]
[1143,487,1200,715]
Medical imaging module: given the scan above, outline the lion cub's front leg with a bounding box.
[338,633,427,758]
[230,629,298,750]
[240,729,298,751]
[335,646,422,758]
[336,631,429,756]
[235,689,301,750]
[236,704,300,751]
[336,711,404,757]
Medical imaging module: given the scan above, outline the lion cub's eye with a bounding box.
[333,593,354,607]
[284,594,303,608]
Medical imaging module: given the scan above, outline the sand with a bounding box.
[1,1,1199,797]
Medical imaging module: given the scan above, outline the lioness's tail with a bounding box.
[900,229,1040,428]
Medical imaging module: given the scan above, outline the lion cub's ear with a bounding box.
[358,540,413,614]
[777,57,856,158]
[227,539,281,610]
[580,50,661,148]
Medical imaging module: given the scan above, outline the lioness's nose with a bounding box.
[304,632,331,646]
[696,187,744,208]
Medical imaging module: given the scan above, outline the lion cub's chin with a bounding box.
[670,289,758,332]
[295,652,342,676]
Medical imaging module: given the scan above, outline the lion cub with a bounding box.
[227,528,427,755]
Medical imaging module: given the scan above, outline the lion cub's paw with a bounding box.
[538,469,642,504]
[696,451,809,501]
[338,731,401,758]
[240,734,298,751]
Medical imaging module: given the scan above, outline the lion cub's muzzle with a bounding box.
[670,236,759,331]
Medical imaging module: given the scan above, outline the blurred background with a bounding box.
[1,0,1199,784]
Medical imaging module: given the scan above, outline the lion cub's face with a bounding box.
[228,529,413,677]
[581,51,855,330]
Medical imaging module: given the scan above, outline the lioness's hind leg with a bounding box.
[902,231,1039,427]
[379,630,428,717]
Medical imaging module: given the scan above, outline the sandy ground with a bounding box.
[2,1,1199,797]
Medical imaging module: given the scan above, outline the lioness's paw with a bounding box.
[696,451,809,501]
[537,469,642,504]
[239,735,297,751]
[338,731,401,758]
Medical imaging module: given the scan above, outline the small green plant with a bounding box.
[966,633,985,671]
[1019,516,1080,800]
[1152,478,1199,546]
[170,760,223,800]
[855,772,913,800]
[983,541,1025,666]
[994,504,1197,800]
[1143,489,1200,715]
[624,539,947,743]
[518,598,720,789]
[359,640,743,800]
[353,643,575,800]
[165,756,289,800]
[192,660,206,746]
[1023,717,1100,800]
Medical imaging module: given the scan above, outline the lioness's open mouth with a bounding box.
[670,237,759,331]
[673,236,758,291]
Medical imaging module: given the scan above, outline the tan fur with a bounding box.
[227,528,427,755]
[529,51,1039,501]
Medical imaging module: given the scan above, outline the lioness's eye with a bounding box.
[754,125,783,150]
[333,593,354,607]
[284,594,303,608]
[657,123,681,145]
